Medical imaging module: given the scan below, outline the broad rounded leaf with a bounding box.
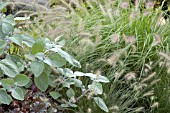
[0,59,19,77]
[0,27,5,40]
[11,87,24,100]
[0,40,6,49]
[30,61,44,77]
[14,74,30,86]
[85,73,109,83]
[34,73,49,92]
[31,39,45,55]
[1,78,14,89]
[7,55,25,72]
[72,79,82,87]
[95,76,110,83]
[66,88,75,98]
[49,91,61,100]
[48,53,66,67]
[35,52,45,60]
[22,34,35,47]
[2,15,15,26]
[0,89,12,105]
[57,68,74,78]
[2,22,14,35]
[9,34,22,46]
[50,47,81,68]
[0,1,8,11]
[94,97,108,112]
[88,82,103,94]
[24,54,36,61]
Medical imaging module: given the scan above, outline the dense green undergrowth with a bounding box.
[1,0,170,113]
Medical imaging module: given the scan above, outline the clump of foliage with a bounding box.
[0,3,110,112]
[38,0,169,112]
[3,0,170,113]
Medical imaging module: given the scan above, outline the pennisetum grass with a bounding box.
[17,0,170,112]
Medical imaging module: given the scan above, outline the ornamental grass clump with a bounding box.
[7,0,170,112]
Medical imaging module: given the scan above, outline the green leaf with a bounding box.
[0,26,5,40]
[24,79,32,88]
[11,87,24,100]
[49,91,61,100]
[49,75,56,87]
[0,40,6,49]
[30,61,44,77]
[34,73,49,92]
[57,68,74,78]
[1,78,14,89]
[68,102,77,108]
[14,74,30,86]
[22,34,35,47]
[88,82,103,94]
[7,55,25,72]
[2,15,15,26]
[66,88,75,98]
[0,1,8,11]
[85,73,109,83]
[61,104,69,108]
[31,39,45,55]
[0,89,12,105]
[48,53,66,67]
[9,34,22,46]
[0,59,19,77]
[95,76,110,83]
[62,79,74,88]
[35,52,44,60]
[24,54,36,61]
[2,22,14,35]
[72,79,82,87]
[94,97,108,112]
[50,47,81,68]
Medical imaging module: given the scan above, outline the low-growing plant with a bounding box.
[0,10,110,112]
